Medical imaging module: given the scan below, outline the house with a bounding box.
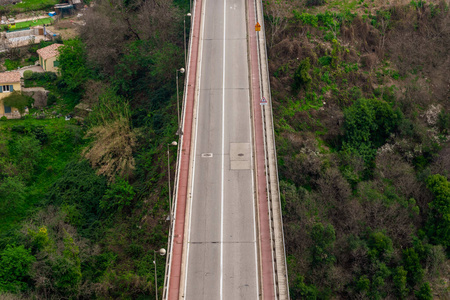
[0,71,21,118]
[37,43,63,73]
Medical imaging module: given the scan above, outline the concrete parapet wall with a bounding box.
[254,0,290,299]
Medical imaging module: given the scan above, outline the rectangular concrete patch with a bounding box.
[230,143,250,170]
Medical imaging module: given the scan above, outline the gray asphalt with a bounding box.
[184,0,259,299]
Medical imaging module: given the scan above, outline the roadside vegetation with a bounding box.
[264,0,450,298]
[0,0,189,298]
[0,0,59,14]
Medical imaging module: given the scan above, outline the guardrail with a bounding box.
[161,1,196,299]
[253,0,290,298]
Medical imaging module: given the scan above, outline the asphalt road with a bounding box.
[183,0,259,299]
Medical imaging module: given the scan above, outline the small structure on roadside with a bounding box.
[0,71,21,118]
[37,43,63,73]
[54,3,74,17]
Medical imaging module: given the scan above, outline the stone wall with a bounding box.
[22,87,48,108]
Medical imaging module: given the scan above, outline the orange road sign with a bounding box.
[255,22,261,31]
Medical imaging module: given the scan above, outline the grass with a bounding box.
[10,0,59,12]
[0,117,85,232]
[9,17,54,31]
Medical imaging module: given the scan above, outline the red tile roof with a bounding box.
[37,43,63,60]
[0,71,21,84]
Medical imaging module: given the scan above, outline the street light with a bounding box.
[184,13,192,67]
[176,68,185,135]
[154,248,166,300]
[167,141,177,222]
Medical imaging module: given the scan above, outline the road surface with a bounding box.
[182,0,260,299]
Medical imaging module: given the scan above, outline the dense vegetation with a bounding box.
[265,0,449,298]
[0,0,188,299]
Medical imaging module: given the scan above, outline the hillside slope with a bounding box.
[264,0,450,298]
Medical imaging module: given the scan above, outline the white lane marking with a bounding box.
[220,0,226,298]
[183,0,206,297]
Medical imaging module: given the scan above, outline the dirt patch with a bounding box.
[46,19,80,39]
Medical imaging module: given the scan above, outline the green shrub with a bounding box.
[0,116,7,121]
[318,56,332,66]
[30,71,57,82]
[100,177,135,214]
[26,56,39,64]
[0,245,35,292]
[367,231,393,260]
[47,93,58,106]
[4,59,21,71]
[293,58,312,91]
[293,11,319,27]
[291,275,318,299]
[415,282,433,300]
[0,176,26,217]
[306,0,325,6]
[3,92,33,116]
[402,248,424,286]
[425,174,450,248]
[393,266,408,299]
[310,222,336,266]
[46,160,107,236]
[342,98,402,163]
[23,70,33,80]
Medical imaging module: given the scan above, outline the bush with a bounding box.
[293,58,312,91]
[100,177,135,214]
[291,275,318,299]
[343,98,402,163]
[23,70,33,80]
[4,59,20,71]
[306,0,326,6]
[425,174,450,248]
[0,245,36,292]
[26,56,39,64]
[3,92,33,116]
[46,160,107,236]
[415,282,433,300]
[30,71,57,82]
[47,93,58,106]
[0,116,7,121]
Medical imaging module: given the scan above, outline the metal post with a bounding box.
[167,144,172,221]
[176,70,180,131]
[184,17,187,68]
[154,250,158,300]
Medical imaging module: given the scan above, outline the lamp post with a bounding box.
[154,248,166,300]
[176,68,185,135]
[184,13,192,67]
[167,141,177,222]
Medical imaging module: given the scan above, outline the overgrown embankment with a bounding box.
[265,0,449,298]
[0,0,190,299]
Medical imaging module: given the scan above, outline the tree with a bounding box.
[12,135,41,180]
[367,231,393,261]
[343,98,402,163]
[100,177,135,214]
[402,248,423,287]
[58,39,89,92]
[0,176,26,217]
[393,266,408,299]
[425,174,450,248]
[290,275,318,299]
[2,92,32,116]
[0,245,36,292]
[415,282,433,300]
[310,222,336,266]
[293,58,312,91]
